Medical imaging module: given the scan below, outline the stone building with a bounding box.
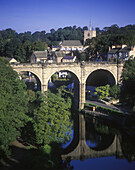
[54,51,65,63]
[119,45,135,60]
[84,24,96,43]
[5,58,19,64]
[60,40,83,54]
[52,46,61,52]
[108,44,135,61]
[31,51,48,63]
[62,56,76,63]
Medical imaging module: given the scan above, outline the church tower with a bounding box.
[84,23,96,44]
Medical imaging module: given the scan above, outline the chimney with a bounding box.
[71,52,74,56]
[117,45,121,48]
[112,45,115,49]
[131,46,134,51]
[122,44,127,48]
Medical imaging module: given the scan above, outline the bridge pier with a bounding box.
[11,62,124,110]
[79,83,85,109]
[41,84,48,93]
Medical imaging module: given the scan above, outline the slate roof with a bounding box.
[63,56,75,60]
[61,40,82,47]
[33,51,48,58]
[4,57,18,62]
[55,51,65,58]
[108,48,119,54]
[52,46,61,48]
[119,47,131,53]
[4,57,12,62]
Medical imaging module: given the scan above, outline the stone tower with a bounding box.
[84,24,96,44]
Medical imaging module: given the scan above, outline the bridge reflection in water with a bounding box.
[61,113,123,161]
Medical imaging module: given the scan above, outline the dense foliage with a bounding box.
[95,84,110,99]
[0,58,29,157]
[0,24,135,62]
[120,58,135,109]
[33,90,72,145]
[110,85,120,99]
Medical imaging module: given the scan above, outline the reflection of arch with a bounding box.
[86,132,115,151]
[85,68,117,85]
[86,69,116,87]
[61,114,123,160]
[93,134,114,151]
[85,116,115,151]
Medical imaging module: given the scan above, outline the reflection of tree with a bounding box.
[85,119,102,147]
[121,135,135,162]
[85,118,115,150]
[94,122,110,135]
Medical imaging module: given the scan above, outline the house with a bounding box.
[119,45,135,60]
[107,46,121,61]
[54,51,65,63]
[52,46,61,52]
[31,51,48,63]
[60,40,83,54]
[107,44,135,61]
[58,71,68,78]
[62,56,76,63]
[5,58,19,64]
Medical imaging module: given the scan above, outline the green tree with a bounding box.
[52,73,57,83]
[120,58,135,108]
[33,90,72,145]
[95,84,110,99]
[110,85,120,99]
[32,40,46,51]
[0,58,29,157]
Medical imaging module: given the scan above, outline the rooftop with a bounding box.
[108,48,120,54]
[55,51,65,58]
[119,47,131,53]
[63,56,75,60]
[52,46,60,48]
[61,40,82,47]
[33,51,48,58]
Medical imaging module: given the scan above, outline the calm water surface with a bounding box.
[71,156,135,170]
[62,114,135,170]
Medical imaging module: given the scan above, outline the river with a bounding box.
[62,113,135,170]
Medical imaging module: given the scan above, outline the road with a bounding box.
[85,100,121,111]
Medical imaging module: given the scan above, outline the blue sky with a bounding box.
[0,0,135,33]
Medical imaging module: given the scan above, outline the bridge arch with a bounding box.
[14,69,43,85]
[46,68,80,108]
[45,68,81,85]
[14,69,42,91]
[15,69,42,84]
[85,68,116,87]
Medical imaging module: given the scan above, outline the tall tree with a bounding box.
[0,58,29,157]
[33,90,72,145]
[120,58,135,108]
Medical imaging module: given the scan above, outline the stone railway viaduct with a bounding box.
[11,62,124,160]
[11,62,124,109]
